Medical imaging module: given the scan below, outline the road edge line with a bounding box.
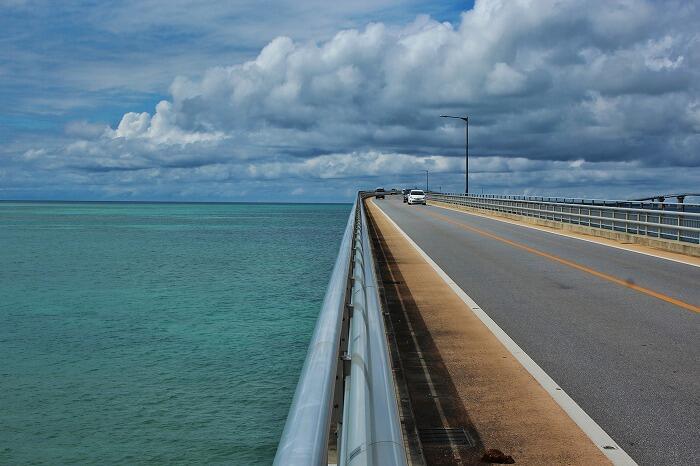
[429,201,700,269]
[372,200,638,466]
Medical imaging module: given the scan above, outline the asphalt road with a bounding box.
[373,195,700,466]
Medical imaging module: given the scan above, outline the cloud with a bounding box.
[64,120,111,139]
[486,63,528,96]
[3,0,700,200]
[109,102,225,144]
[104,0,698,161]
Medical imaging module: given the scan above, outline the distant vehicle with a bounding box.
[389,188,400,195]
[407,189,426,205]
[375,187,385,199]
[402,189,410,203]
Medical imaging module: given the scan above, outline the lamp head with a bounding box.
[440,115,468,121]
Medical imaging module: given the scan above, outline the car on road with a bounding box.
[402,189,410,203]
[407,189,426,205]
[375,187,385,199]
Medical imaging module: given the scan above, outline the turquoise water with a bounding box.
[0,201,350,465]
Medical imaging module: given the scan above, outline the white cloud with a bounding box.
[110,102,225,144]
[486,63,528,96]
[5,0,700,200]
[643,36,684,71]
[114,112,150,138]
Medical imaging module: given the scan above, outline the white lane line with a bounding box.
[430,202,700,269]
[373,201,638,466]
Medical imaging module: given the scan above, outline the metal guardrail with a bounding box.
[274,194,407,466]
[439,193,700,212]
[429,193,700,244]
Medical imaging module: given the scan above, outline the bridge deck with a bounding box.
[368,196,699,465]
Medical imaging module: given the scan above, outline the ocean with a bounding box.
[0,201,351,465]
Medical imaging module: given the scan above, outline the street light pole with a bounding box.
[440,115,469,194]
[425,170,429,192]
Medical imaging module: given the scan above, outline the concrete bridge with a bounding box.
[275,193,699,466]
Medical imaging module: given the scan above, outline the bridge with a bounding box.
[274,192,699,465]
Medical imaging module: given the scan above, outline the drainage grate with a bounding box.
[418,427,475,447]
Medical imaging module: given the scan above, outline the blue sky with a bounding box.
[1,0,698,201]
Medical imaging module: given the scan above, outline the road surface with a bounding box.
[373,195,699,465]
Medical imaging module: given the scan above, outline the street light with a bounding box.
[424,170,429,192]
[440,115,469,194]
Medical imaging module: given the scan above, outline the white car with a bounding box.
[407,189,426,205]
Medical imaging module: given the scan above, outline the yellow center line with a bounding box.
[421,208,700,314]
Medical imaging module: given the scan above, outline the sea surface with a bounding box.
[0,201,351,465]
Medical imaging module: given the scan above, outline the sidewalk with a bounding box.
[367,198,612,465]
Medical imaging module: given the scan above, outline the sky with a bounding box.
[1,0,699,202]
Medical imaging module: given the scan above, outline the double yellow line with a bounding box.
[421,208,700,314]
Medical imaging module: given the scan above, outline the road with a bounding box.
[373,195,700,465]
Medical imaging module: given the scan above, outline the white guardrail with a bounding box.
[429,193,700,244]
[274,194,407,466]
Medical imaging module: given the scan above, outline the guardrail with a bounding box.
[429,193,700,245]
[274,194,407,466]
[439,193,700,212]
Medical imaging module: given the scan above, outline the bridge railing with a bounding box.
[429,193,700,244]
[274,194,407,466]
[433,193,700,212]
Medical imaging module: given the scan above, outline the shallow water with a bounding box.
[0,201,350,465]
